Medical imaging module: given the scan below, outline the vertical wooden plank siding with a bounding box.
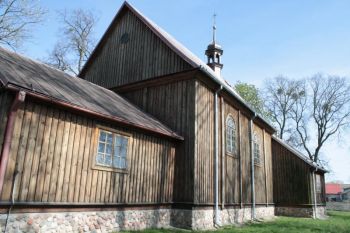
[272,138,325,205]
[0,99,176,204]
[82,10,192,89]
[222,97,240,205]
[253,125,266,204]
[264,131,274,204]
[191,81,273,205]
[0,91,14,157]
[122,79,196,203]
[0,91,23,200]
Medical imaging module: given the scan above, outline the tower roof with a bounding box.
[207,13,222,51]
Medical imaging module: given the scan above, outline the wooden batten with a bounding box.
[81,8,192,89]
[122,79,196,203]
[272,138,326,206]
[0,98,176,205]
[191,80,274,206]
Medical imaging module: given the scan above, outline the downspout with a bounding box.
[221,96,225,210]
[0,90,26,195]
[214,85,223,227]
[249,114,257,220]
[312,167,318,219]
[4,169,18,232]
[238,110,243,209]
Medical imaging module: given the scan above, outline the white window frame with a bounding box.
[226,115,237,155]
[253,133,261,165]
[92,126,131,173]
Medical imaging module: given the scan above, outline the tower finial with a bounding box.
[212,13,217,44]
[206,12,223,77]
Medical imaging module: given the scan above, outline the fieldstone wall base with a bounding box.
[191,206,275,230]
[0,209,172,233]
[316,206,327,219]
[0,206,275,232]
[275,206,327,219]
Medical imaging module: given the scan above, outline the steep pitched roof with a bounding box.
[80,1,275,132]
[272,136,328,172]
[0,46,183,140]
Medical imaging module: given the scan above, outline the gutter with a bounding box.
[198,66,276,133]
[214,85,223,227]
[249,114,257,220]
[0,90,26,195]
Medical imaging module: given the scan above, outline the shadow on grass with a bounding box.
[119,211,350,233]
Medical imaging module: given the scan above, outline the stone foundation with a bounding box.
[0,209,172,233]
[191,206,275,230]
[316,206,327,219]
[0,206,275,232]
[275,206,327,218]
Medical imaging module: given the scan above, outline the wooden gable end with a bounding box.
[80,6,192,89]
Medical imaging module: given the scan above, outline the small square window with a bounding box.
[95,129,129,171]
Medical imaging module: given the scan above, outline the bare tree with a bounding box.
[291,74,350,163]
[0,0,45,49]
[45,9,97,75]
[263,76,302,140]
[46,42,70,72]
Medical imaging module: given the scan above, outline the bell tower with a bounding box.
[205,14,223,77]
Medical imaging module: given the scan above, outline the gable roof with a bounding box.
[326,183,343,195]
[79,1,275,132]
[0,46,183,140]
[272,136,328,172]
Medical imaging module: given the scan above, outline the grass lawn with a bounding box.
[121,211,350,233]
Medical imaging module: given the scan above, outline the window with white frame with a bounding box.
[253,133,261,164]
[96,129,129,170]
[226,116,237,154]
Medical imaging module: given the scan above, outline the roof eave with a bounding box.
[272,136,328,173]
[5,83,184,141]
[198,66,277,133]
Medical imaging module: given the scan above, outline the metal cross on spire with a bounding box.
[212,13,217,44]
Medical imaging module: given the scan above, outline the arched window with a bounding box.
[253,133,261,164]
[226,116,236,154]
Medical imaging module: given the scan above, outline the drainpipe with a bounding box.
[4,169,18,233]
[0,91,26,196]
[214,85,223,227]
[312,167,318,219]
[249,114,257,220]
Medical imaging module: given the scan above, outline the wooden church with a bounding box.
[0,2,326,232]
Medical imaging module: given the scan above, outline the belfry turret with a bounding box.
[205,14,223,77]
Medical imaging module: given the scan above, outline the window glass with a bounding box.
[253,133,260,164]
[96,129,129,169]
[226,116,236,154]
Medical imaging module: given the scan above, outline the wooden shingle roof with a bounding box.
[0,47,183,140]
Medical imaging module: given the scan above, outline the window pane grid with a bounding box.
[226,116,236,154]
[253,134,261,164]
[96,130,128,170]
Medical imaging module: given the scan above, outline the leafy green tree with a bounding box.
[234,81,270,120]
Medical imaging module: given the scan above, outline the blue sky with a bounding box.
[21,0,350,182]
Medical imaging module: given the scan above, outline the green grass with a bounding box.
[121,211,350,233]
